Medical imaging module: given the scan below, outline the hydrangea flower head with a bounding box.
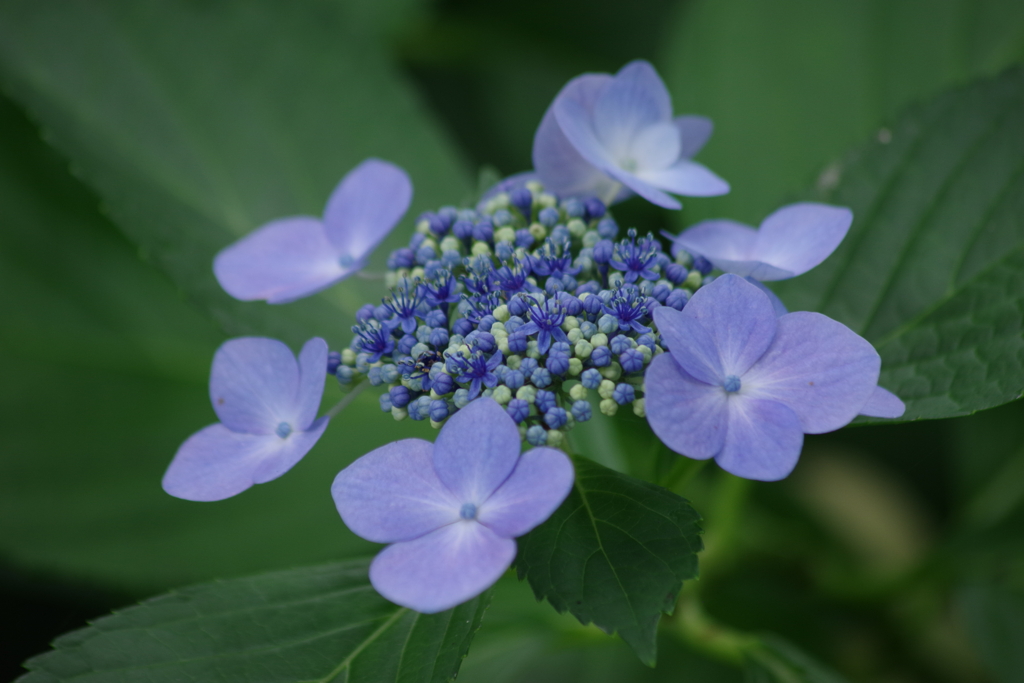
[332,398,574,612]
[533,60,729,209]
[163,337,330,501]
[214,158,412,303]
[666,203,853,281]
[645,274,888,481]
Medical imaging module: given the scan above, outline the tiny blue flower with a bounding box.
[510,187,534,218]
[507,398,530,423]
[562,198,585,219]
[526,425,548,446]
[546,354,570,376]
[590,346,611,367]
[612,383,635,405]
[327,351,342,375]
[503,369,525,390]
[610,335,631,354]
[597,217,619,240]
[452,219,474,240]
[531,367,553,388]
[580,368,603,389]
[584,198,606,221]
[620,348,645,374]
[432,373,454,395]
[544,407,568,429]
[535,390,557,414]
[665,288,689,310]
[429,399,450,422]
[571,400,592,422]
[379,393,393,412]
[538,206,560,228]
[453,388,471,409]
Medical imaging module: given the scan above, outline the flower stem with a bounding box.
[326,379,369,419]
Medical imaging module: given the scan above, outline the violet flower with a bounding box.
[533,60,729,209]
[666,203,853,281]
[645,275,898,481]
[332,398,574,613]
[214,158,412,304]
[163,337,329,501]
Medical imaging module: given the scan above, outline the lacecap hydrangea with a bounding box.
[334,181,713,448]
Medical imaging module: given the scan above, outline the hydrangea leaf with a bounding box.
[0,0,471,346]
[772,67,1024,423]
[958,582,1024,683]
[17,559,490,683]
[514,457,703,666]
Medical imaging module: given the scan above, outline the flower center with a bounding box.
[723,375,742,393]
[459,503,478,520]
[338,254,356,268]
[275,421,293,438]
[621,157,638,172]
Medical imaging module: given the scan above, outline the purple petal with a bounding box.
[369,521,516,613]
[644,353,727,460]
[655,274,777,384]
[210,337,300,434]
[433,398,521,503]
[603,164,683,209]
[715,398,803,481]
[745,277,789,317]
[670,219,758,262]
[162,419,328,501]
[332,438,461,544]
[742,311,879,434]
[213,217,351,304]
[533,74,620,199]
[294,337,328,430]
[628,121,681,172]
[638,159,729,197]
[322,158,413,263]
[859,386,906,418]
[592,60,672,159]
[752,203,853,280]
[478,447,574,538]
[675,115,714,159]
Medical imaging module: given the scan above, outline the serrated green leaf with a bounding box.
[515,457,703,666]
[0,0,471,347]
[771,68,1024,422]
[17,559,489,683]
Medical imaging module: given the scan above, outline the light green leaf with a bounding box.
[515,457,703,666]
[661,0,1024,227]
[770,68,1024,422]
[18,559,489,683]
[0,0,471,346]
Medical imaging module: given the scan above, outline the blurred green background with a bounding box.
[1,0,1023,681]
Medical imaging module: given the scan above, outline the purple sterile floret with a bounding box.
[448,350,503,400]
[532,60,728,209]
[609,230,661,283]
[213,159,412,303]
[645,274,890,481]
[163,337,330,502]
[331,398,574,613]
[518,299,570,354]
[666,203,853,281]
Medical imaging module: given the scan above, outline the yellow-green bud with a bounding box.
[632,398,646,418]
[496,337,510,355]
[493,304,510,322]
[562,315,580,331]
[471,241,492,257]
[492,386,512,404]
[567,328,584,343]
[506,354,522,369]
[391,406,408,421]
[529,223,547,241]
[639,346,653,363]
[430,419,445,429]
[495,226,516,243]
[568,358,583,375]
[518,423,528,439]
[517,385,538,403]
[591,333,609,347]
[410,267,426,280]
[526,180,543,193]
[527,341,541,359]
[341,349,357,366]
[569,383,589,401]
[567,218,587,238]
[599,362,622,381]
[598,379,616,399]
[538,192,558,208]
[574,340,594,359]
[416,219,431,234]
[685,271,702,288]
[384,272,399,289]
[600,398,618,416]
[439,236,461,253]
[546,430,565,448]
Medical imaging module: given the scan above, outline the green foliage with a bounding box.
[743,636,850,683]
[771,67,1024,422]
[662,0,1024,227]
[18,559,489,683]
[515,457,703,666]
[958,582,1024,683]
[0,0,472,347]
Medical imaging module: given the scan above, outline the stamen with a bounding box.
[460,502,478,520]
[275,422,293,438]
[723,375,741,393]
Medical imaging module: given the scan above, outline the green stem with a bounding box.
[669,593,759,666]
[326,379,368,419]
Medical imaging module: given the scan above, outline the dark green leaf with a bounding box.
[0,0,471,346]
[18,559,489,683]
[515,457,703,666]
[958,583,1024,683]
[662,0,1024,227]
[772,67,1024,422]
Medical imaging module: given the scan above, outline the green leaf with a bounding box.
[743,635,850,683]
[771,67,1024,422]
[958,583,1024,683]
[0,0,471,346]
[661,0,1024,227]
[515,457,703,666]
[18,559,490,683]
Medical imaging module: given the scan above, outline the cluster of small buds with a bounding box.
[333,181,712,446]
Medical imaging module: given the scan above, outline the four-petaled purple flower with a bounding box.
[491,258,537,295]
[533,60,729,209]
[645,275,900,481]
[353,320,398,363]
[421,270,462,308]
[666,203,853,281]
[332,398,574,613]
[519,299,570,354]
[385,280,427,335]
[530,239,582,281]
[602,286,652,333]
[163,337,329,501]
[214,159,412,303]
